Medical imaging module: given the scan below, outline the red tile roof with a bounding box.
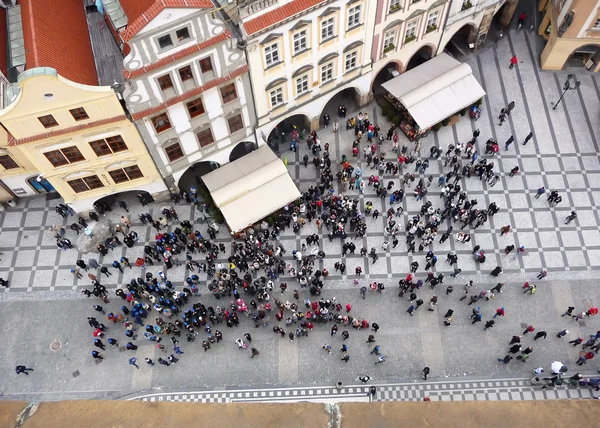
[124,30,231,79]
[20,0,99,86]
[244,0,326,36]
[8,115,127,146]
[0,7,7,76]
[121,0,214,42]
[131,64,249,120]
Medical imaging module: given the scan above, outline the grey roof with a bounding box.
[86,9,125,86]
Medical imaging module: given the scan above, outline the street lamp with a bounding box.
[552,74,580,110]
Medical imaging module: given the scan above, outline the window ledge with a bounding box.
[292,48,311,58]
[387,7,403,16]
[270,102,288,112]
[265,60,284,71]
[320,35,337,45]
[346,23,363,33]
[344,67,358,76]
[295,90,311,100]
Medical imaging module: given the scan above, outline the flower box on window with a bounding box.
[384,43,395,53]
[426,24,437,33]
[389,4,402,13]
[461,1,473,11]
[404,35,416,43]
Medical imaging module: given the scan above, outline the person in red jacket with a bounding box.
[509,55,518,69]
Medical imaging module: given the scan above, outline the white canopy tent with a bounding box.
[381,53,486,130]
[202,145,301,233]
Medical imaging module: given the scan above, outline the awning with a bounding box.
[202,145,301,233]
[381,53,486,130]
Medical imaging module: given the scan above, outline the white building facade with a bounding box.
[238,0,377,137]
[120,4,257,191]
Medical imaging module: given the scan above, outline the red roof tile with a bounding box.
[20,0,98,86]
[244,0,325,36]
[0,7,7,76]
[121,0,214,42]
[8,115,127,146]
[124,30,231,79]
[131,64,249,120]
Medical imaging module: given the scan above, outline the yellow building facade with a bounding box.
[0,68,168,212]
[538,0,600,72]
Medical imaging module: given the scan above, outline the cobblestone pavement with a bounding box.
[0,29,599,402]
[127,377,597,403]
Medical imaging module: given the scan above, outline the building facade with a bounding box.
[237,0,377,137]
[110,0,256,192]
[538,0,600,72]
[371,0,451,82]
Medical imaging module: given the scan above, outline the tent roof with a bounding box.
[203,145,301,232]
[381,53,486,130]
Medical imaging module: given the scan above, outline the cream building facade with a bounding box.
[0,69,168,212]
[237,0,377,137]
[539,0,600,72]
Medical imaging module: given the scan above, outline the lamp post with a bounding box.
[552,74,580,110]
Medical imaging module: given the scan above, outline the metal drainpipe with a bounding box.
[238,39,261,151]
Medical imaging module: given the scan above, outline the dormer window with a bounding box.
[158,34,173,49]
[176,27,190,41]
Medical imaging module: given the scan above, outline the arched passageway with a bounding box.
[406,45,434,71]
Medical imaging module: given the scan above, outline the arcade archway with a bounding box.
[406,45,434,71]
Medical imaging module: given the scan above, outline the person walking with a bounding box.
[561,306,575,317]
[251,347,260,358]
[565,211,577,225]
[100,266,112,277]
[500,225,511,235]
[534,330,547,341]
[509,55,518,69]
[498,354,513,364]
[341,353,350,363]
[129,357,139,369]
[537,269,548,280]
[422,367,430,380]
[509,335,521,345]
[484,320,495,330]
[509,344,521,354]
[522,131,533,146]
[493,307,505,319]
[15,365,34,375]
[370,346,381,356]
[557,329,569,338]
[535,187,545,199]
[91,350,103,359]
[523,325,535,335]
[504,136,514,151]
[145,358,155,366]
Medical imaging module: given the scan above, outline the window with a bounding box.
[43,146,85,167]
[179,66,194,82]
[220,83,237,104]
[109,166,144,184]
[158,74,174,91]
[264,43,279,67]
[348,5,361,28]
[176,27,190,41]
[405,19,418,41]
[593,18,600,30]
[427,10,439,30]
[389,0,402,12]
[199,57,213,73]
[293,30,308,54]
[38,114,58,128]
[158,34,173,49]
[186,98,205,118]
[67,175,104,193]
[69,107,89,121]
[151,113,172,133]
[228,114,244,133]
[269,88,283,108]
[89,136,128,157]
[384,30,396,51]
[321,62,334,83]
[345,51,357,72]
[321,17,335,40]
[0,154,19,169]
[165,142,185,162]
[296,75,308,95]
[196,128,215,147]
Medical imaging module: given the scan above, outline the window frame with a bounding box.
[38,114,59,129]
[196,128,215,148]
[157,74,174,91]
[157,34,173,49]
[165,142,185,162]
[264,42,280,67]
[67,175,104,193]
[348,4,362,29]
[179,65,194,82]
[269,87,284,108]
[199,57,213,73]
[109,165,144,184]
[321,16,335,41]
[186,97,206,118]
[344,51,357,72]
[0,154,19,170]
[176,27,191,42]
[389,0,403,13]
[220,83,238,104]
[383,29,397,50]
[427,10,439,29]
[43,146,85,167]
[321,62,334,83]
[69,107,89,121]
[227,113,244,134]
[151,112,172,134]
[405,19,419,41]
[593,17,600,30]
[296,74,309,96]
[293,30,308,55]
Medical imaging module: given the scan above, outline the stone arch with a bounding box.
[371,60,403,93]
[406,44,436,71]
[318,86,365,126]
[229,141,257,162]
[440,23,479,56]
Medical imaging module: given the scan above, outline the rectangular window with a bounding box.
[43,146,85,167]
[345,51,357,72]
[197,128,215,147]
[158,34,173,49]
[158,74,174,91]
[321,17,335,40]
[427,10,439,29]
[321,62,333,83]
[176,27,190,41]
[227,114,244,133]
[389,0,402,12]
[220,83,237,104]
[67,175,104,193]
[89,136,128,157]
[0,154,19,169]
[199,57,213,73]
[264,43,280,66]
[179,66,194,81]
[384,30,396,50]
[186,98,205,118]
[348,5,362,28]
[69,107,89,121]
[593,18,600,30]
[38,114,59,128]
[296,75,308,95]
[269,87,283,108]
[405,20,418,40]
[109,165,144,184]
[293,30,308,54]
[165,142,185,162]
[151,113,172,134]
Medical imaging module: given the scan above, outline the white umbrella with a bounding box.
[551,361,564,373]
